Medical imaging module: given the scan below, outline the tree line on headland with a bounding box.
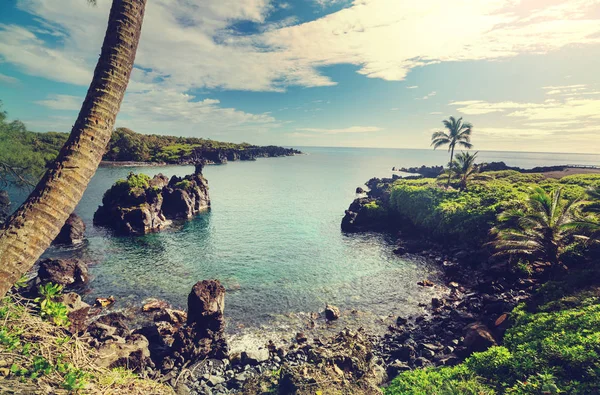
[0,102,300,188]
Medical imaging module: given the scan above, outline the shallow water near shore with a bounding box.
[8,147,600,338]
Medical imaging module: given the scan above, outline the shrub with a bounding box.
[384,365,495,395]
[385,284,600,395]
[174,179,192,191]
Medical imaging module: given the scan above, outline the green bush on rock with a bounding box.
[387,171,597,246]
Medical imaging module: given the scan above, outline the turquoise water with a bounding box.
[8,147,600,332]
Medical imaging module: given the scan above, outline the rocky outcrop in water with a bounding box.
[396,165,444,178]
[93,169,210,235]
[162,173,210,219]
[52,213,86,245]
[341,178,394,232]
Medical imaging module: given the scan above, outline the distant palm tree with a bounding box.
[448,151,479,191]
[431,116,473,186]
[490,187,579,271]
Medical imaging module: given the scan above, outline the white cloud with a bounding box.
[313,0,346,8]
[417,91,437,100]
[449,85,600,152]
[34,94,82,110]
[407,86,418,89]
[297,126,382,134]
[0,73,19,84]
[117,89,280,137]
[4,0,600,92]
[0,23,90,85]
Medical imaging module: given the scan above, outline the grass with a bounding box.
[0,293,174,394]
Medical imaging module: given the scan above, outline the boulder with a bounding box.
[95,333,152,373]
[142,298,169,312]
[95,312,130,337]
[60,292,91,333]
[169,280,228,365]
[463,322,496,355]
[93,173,171,235]
[37,258,89,286]
[341,197,387,232]
[241,347,270,365]
[325,304,341,321]
[52,213,86,245]
[154,308,187,325]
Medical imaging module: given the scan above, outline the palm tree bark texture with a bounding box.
[0,0,147,297]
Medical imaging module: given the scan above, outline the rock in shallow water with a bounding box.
[325,304,340,321]
[53,213,86,245]
[37,258,89,286]
[93,170,210,235]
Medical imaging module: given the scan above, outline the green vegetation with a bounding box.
[490,187,582,270]
[101,172,152,207]
[385,275,600,395]
[105,127,253,163]
[447,151,480,191]
[0,288,173,394]
[0,107,298,193]
[34,283,70,327]
[173,179,192,191]
[0,102,68,187]
[388,171,600,247]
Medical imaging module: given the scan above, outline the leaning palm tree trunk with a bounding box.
[0,0,147,297]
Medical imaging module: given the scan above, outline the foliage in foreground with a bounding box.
[385,274,600,395]
[489,186,580,269]
[0,291,173,394]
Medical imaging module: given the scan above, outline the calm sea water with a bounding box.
[7,147,600,333]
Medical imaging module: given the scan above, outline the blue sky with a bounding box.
[1,0,599,153]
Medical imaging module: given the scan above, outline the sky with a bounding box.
[0,0,599,153]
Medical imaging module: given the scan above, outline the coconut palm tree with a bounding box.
[447,151,479,191]
[0,0,147,297]
[490,187,579,271]
[431,116,474,186]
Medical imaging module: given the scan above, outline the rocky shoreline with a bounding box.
[100,147,302,168]
[18,170,549,394]
[26,201,536,395]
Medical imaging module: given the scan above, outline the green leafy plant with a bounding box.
[489,187,581,270]
[34,283,69,327]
